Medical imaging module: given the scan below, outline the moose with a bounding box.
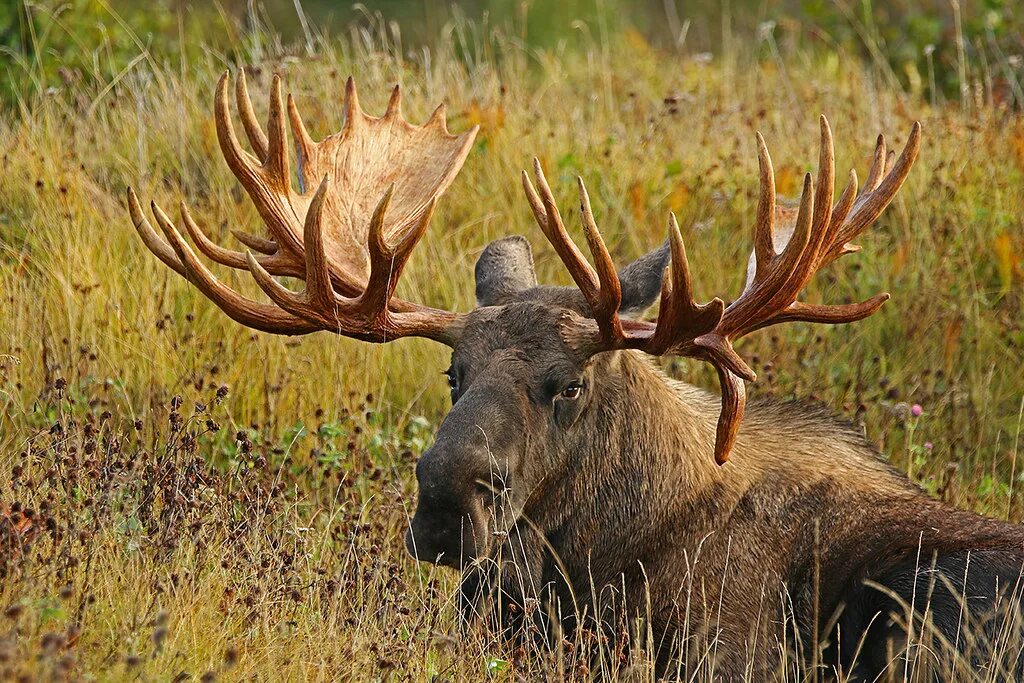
[127,72,1024,679]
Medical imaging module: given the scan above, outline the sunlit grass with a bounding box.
[1,15,1023,681]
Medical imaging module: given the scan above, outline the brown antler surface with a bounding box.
[526,115,921,464]
[128,71,477,345]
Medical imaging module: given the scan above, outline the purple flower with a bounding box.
[910,404,923,418]
[924,441,933,450]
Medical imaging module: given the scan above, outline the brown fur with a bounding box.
[406,251,1024,679]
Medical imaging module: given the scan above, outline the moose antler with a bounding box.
[128,71,477,344]
[524,115,921,464]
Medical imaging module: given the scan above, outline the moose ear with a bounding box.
[475,236,539,307]
[618,242,670,316]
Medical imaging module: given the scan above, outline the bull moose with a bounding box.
[127,72,1024,680]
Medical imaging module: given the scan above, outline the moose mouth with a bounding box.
[404,511,492,569]
[403,528,464,569]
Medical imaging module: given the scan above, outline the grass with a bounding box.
[1,10,1024,681]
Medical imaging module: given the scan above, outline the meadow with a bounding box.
[1,4,1024,681]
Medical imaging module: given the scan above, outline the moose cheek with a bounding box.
[553,396,586,430]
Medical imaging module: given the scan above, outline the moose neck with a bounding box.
[525,350,737,583]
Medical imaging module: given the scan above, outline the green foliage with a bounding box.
[3,0,1024,109]
[0,0,239,107]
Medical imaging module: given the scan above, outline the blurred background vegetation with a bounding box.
[1,2,1024,678]
[2,0,1023,110]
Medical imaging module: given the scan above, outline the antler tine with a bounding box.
[286,92,316,174]
[824,122,921,265]
[883,149,896,176]
[386,84,402,116]
[127,188,187,277]
[648,214,725,353]
[233,230,278,255]
[179,201,303,277]
[342,77,362,135]
[719,172,814,338]
[779,116,836,296]
[524,159,599,296]
[245,176,341,328]
[823,169,858,253]
[264,75,291,185]
[302,177,336,310]
[864,134,887,192]
[235,68,269,159]
[752,133,776,284]
[576,177,623,340]
[215,72,304,256]
[365,193,438,321]
[151,200,317,334]
[426,103,449,131]
[521,169,547,232]
[362,186,399,314]
[216,72,263,183]
[756,293,890,331]
[764,173,815,291]
[666,214,696,306]
[811,116,835,251]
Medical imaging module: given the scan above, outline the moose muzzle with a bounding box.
[406,445,492,568]
[405,374,525,568]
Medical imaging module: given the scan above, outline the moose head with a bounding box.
[128,73,919,571]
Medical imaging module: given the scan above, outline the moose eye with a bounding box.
[443,369,458,391]
[559,382,583,400]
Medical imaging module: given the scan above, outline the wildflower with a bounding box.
[911,404,923,417]
[924,442,934,450]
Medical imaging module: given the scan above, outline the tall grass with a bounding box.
[1,12,1023,680]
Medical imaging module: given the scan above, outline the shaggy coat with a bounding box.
[407,239,1024,680]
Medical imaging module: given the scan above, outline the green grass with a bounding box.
[1,11,1023,681]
